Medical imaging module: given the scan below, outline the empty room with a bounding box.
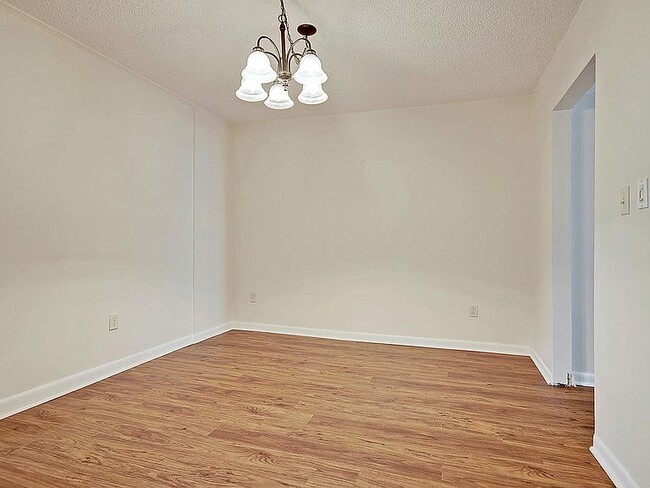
[0,1,648,487]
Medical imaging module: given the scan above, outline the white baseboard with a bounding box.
[528,349,594,388]
[573,371,594,387]
[0,335,192,420]
[193,323,231,343]
[230,321,531,356]
[2,321,637,488]
[530,347,553,385]
[0,323,232,420]
[0,320,589,423]
[590,435,640,488]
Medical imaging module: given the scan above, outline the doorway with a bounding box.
[552,57,595,387]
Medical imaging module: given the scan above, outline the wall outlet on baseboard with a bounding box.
[249,292,257,304]
[469,305,479,318]
[108,313,119,331]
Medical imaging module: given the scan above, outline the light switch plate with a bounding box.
[620,185,631,215]
[638,177,649,209]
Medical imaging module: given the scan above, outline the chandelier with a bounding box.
[235,0,328,110]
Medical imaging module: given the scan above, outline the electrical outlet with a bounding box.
[249,292,257,304]
[620,185,631,215]
[469,305,479,318]
[108,313,119,331]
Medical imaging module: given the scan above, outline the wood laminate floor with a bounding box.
[0,331,613,487]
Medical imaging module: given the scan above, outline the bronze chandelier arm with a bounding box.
[287,38,313,71]
[256,35,281,57]
[263,49,281,67]
[254,36,282,69]
[287,51,303,72]
[236,0,326,108]
[290,36,312,52]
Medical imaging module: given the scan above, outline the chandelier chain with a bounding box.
[279,0,294,46]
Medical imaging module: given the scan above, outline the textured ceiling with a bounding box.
[4,0,582,122]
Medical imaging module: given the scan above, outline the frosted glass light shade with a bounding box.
[241,50,277,84]
[235,78,267,102]
[293,53,328,85]
[264,83,294,110]
[298,83,328,105]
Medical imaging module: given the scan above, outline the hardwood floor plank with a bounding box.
[0,331,613,487]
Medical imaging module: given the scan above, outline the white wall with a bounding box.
[532,1,650,485]
[571,87,595,377]
[230,97,535,348]
[0,8,228,402]
[193,107,229,334]
[4,1,648,484]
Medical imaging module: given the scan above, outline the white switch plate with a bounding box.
[620,185,631,215]
[108,313,119,331]
[638,177,649,209]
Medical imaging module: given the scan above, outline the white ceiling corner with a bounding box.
[4,0,582,122]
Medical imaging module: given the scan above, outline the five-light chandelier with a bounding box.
[235,0,328,110]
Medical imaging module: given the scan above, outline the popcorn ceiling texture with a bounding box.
[3,0,581,122]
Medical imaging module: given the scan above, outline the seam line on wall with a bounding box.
[191,108,196,337]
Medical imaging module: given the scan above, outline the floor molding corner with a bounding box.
[530,348,553,385]
[590,435,641,488]
[192,322,232,343]
[230,321,531,356]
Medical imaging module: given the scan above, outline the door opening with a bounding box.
[552,57,595,387]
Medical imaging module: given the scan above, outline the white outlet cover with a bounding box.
[108,313,119,331]
[469,305,479,318]
[620,185,631,215]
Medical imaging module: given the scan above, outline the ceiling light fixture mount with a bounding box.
[235,0,328,110]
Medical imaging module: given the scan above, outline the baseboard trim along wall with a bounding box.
[528,348,595,388]
[0,321,596,425]
[192,323,231,344]
[590,435,641,488]
[530,347,553,385]
[230,321,531,356]
[573,372,595,387]
[0,335,191,420]
[0,323,231,420]
[0,321,629,487]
